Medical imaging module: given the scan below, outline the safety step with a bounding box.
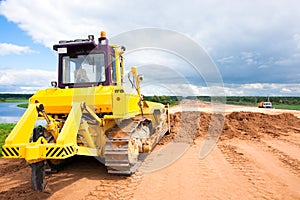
[105,147,128,151]
[105,163,130,167]
[105,157,129,162]
[107,170,132,175]
[105,160,129,165]
[107,165,131,172]
[105,153,128,157]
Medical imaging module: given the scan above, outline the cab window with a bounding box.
[62,53,106,84]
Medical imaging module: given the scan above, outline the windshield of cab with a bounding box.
[61,54,106,84]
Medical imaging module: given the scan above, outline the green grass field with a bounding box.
[0,98,28,103]
[4,99,28,103]
[17,103,28,108]
[273,104,300,110]
[0,123,15,156]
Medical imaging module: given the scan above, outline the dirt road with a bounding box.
[1,101,300,199]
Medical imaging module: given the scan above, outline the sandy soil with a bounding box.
[1,100,300,200]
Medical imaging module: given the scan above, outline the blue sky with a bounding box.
[0,0,300,96]
[0,16,56,69]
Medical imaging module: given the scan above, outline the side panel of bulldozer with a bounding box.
[30,86,116,114]
[112,87,141,118]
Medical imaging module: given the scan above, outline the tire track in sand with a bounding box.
[218,143,275,200]
[259,140,300,176]
[85,172,143,200]
[233,140,300,199]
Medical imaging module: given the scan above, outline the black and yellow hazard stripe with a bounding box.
[2,147,20,157]
[45,145,74,159]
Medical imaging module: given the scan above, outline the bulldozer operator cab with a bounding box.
[62,54,106,84]
[53,32,122,89]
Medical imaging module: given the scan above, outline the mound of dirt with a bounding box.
[161,111,300,145]
[221,112,300,140]
[159,112,212,145]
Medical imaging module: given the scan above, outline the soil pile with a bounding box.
[159,112,211,145]
[222,112,300,140]
[161,111,300,145]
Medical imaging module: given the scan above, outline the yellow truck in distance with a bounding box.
[258,101,272,108]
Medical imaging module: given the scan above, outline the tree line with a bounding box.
[143,95,300,106]
[0,94,33,102]
[1,93,299,106]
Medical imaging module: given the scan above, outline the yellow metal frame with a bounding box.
[2,102,102,162]
[1,96,148,163]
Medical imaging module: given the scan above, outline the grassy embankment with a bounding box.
[0,95,30,156]
[236,97,300,110]
[272,104,300,110]
[0,124,15,156]
[0,99,28,108]
[0,94,30,108]
[2,99,28,102]
[224,100,300,110]
[195,96,300,111]
[144,96,300,110]
[16,103,28,108]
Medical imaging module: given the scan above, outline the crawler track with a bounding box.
[105,117,168,174]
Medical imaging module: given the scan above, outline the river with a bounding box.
[0,102,26,123]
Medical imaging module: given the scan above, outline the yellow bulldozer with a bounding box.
[1,31,169,191]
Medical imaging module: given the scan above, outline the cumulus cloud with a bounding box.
[1,0,300,53]
[0,69,56,93]
[217,56,235,65]
[0,0,300,95]
[293,33,300,49]
[0,0,110,48]
[280,88,292,94]
[223,83,300,96]
[0,43,35,56]
[139,82,300,96]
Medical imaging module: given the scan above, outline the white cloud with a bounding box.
[0,67,299,96]
[241,83,264,90]
[1,0,300,94]
[274,53,300,66]
[139,82,300,96]
[281,88,292,93]
[223,83,300,96]
[239,51,260,65]
[293,33,300,49]
[125,49,186,69]
[258,64,268,69]
[0,1,108,48]
[0,69,56,93]
[1,0,300,51]
[140,83,215,96]
[217,56,235,64]
[0,43,35,56]
[240,52,254,59]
